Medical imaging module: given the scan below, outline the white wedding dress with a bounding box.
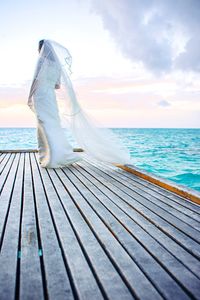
[33,59,81,168]
[28,39,131,168]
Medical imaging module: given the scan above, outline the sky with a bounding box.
[0,0,200,128]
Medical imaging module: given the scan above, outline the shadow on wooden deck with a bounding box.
[0,151,200,300]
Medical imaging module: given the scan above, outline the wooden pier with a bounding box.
[0,150,200,300]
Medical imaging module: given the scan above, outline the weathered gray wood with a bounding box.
[91,160,200,221]
[37,160,104,300]
[86,161,200,230]
[78,161,200,259]
[87,160,200,237]
[0,153,7,163]
[122,163,200,204]
[0,149,38,153]
[0,154,15,192]
[71,163,200,299]
[0,153,11,174]
[67,164,198,299]
[127,177,200,222]
[0,154,20,239]
[86,157,200,213]
[30,153,75,300]
[92,165,200,242]
[0,148,82,153]
[77,163,200,278]
[55,166,163,300]
[0,153,23,300]
[0,153,14,176]
[46,166,135,300]
[108,163,200,222]
[115,163,200,214]
[20,153,44,300]
[1,150,200,300]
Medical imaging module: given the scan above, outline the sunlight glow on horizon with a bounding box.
[0,0,200,128]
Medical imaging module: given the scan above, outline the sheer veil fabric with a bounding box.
[28,39,131,167]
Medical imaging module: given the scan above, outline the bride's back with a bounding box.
[37,58,61,88]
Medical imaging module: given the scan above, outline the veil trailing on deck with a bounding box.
[28,39,131,165]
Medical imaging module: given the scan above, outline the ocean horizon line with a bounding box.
[0,127,199,192]
[0,126,200,130]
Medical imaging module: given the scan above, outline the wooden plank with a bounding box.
[79,163,199,274]
[118,171,200,222]
[36,157,105,300]
[29,152,75,300]
[118,164,200,205]
[1,150,199,300]
[0,154,16,193]
[85,160,200,241]
[68,164,200,299]
[93,166,200,242]
[78,162,200,278]
[88,157,200,212]
[0,153,12,178]
[20,153,44,299]
[0,153,7,163]
[73,148,84,152]
[0,153,9,164]
[0,148,83,153]
[79,161,200,259]
[0,149,38,153]
[114,164,200,215]
[0,153,24,300]
[88,159,200,215]
[54,166,166,300]
[45,166,135,300]
[87,161,200,230]
[0,154,20,239]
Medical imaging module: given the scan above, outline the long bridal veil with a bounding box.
[28,39,131,165]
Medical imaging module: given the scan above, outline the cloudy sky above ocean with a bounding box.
[0,0,200,127]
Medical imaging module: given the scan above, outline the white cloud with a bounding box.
[90,0,200,74]
[157,100,171,107]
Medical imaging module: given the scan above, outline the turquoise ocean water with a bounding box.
[0,127,199,192]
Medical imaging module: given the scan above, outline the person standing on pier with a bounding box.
[28,39,131,168]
